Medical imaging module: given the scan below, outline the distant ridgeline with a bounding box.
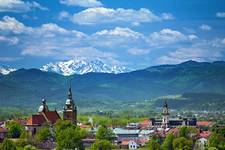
[154,93,225,111]
[1,61,225,110]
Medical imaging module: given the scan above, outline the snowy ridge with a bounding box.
[0,65,17,75]
[41,59,130,76]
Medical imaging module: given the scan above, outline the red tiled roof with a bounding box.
[26,111,60,126]
[199,131,211,138]
[121,140,130,145]
[27,114,46,126]
[0,127,8,133]
[137,138,149,144]
[197,121,214,127]
[44,111,61,124]
[139,119,150,128]
[168,128,179,136]
[80,124,91,129]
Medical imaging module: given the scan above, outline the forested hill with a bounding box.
[1,61,225,108]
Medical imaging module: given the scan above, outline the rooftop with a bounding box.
[197,121,214,127]
[0,127,8,133]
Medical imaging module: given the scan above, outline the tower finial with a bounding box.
[68,79,72,99]
[164,100,168,108]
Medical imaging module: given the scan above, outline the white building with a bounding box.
[194,138,208,150]
[128,141,138,149]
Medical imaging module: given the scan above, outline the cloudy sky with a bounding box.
[0,0,225,69]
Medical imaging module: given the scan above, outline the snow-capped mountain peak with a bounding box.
[41,59,130,76]
[0,65,17,75]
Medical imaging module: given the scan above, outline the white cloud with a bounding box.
[148,29,187,46]
[216,12,225,18]
[0,0,48,12]
[59,11,70,20]
[69,7,170,25]
[0,16,32,34]
[210,38,225,48]
[4,16,218,67]
[0,36,18,45]
[157,48,221,64]
[94,27,142,38]
[60,0,102,7]
[157,41,224,65]
[127,48,149,55]
[188,34,198,40]
[161,13,174,20]
[199,24,211,31]
[222,38,225,44]
[91,27,145,48]
[0,16,119,64]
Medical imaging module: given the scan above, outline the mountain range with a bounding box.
[0,59,130,76]
[1,60,225,110]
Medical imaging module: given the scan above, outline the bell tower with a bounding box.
[162,100,169,128]
[63,83,77,125]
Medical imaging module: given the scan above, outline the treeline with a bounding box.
[148,126,225,150]
[0,107,34,120]
[154,92,225,110]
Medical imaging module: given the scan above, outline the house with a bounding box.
[26,99,61,135]
[198,130,211,139]
[0,127,8,142]
[139,119,151,129]
[120,140,138,149]
[197,121,215,129]
[128,140,138,149]
[113,128,139,142]
[139,130,154,141]
[194,138,208,150]
[126,123,140,129]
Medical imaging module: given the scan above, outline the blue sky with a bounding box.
[0,0,225,69]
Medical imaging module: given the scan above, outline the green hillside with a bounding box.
[1,61,225,110]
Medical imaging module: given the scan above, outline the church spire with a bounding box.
[63,79,77,125]
[68,80,72,100]
[162,100,169,115]
[164,100,168,108]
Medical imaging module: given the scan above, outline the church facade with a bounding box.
[26,86,77,135]
[150,101,197,128]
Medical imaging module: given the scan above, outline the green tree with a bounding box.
[0,139,17,150]
[55,120,73,134]
[179,126,188,138]
[6,121,24,138]
[207,147,218,150]
[209,133,219,148]
[24,145,37,150]
[208,126,225,150]
[96,125,114,141]
[148,138,161,150]
[35,127,52,142]
[91,139,112,150]
[55,120,87,150]
[161,133,174,150]
[173,137,193,150]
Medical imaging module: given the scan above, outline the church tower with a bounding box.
[63,84,77,125]
[162,100,169,128]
